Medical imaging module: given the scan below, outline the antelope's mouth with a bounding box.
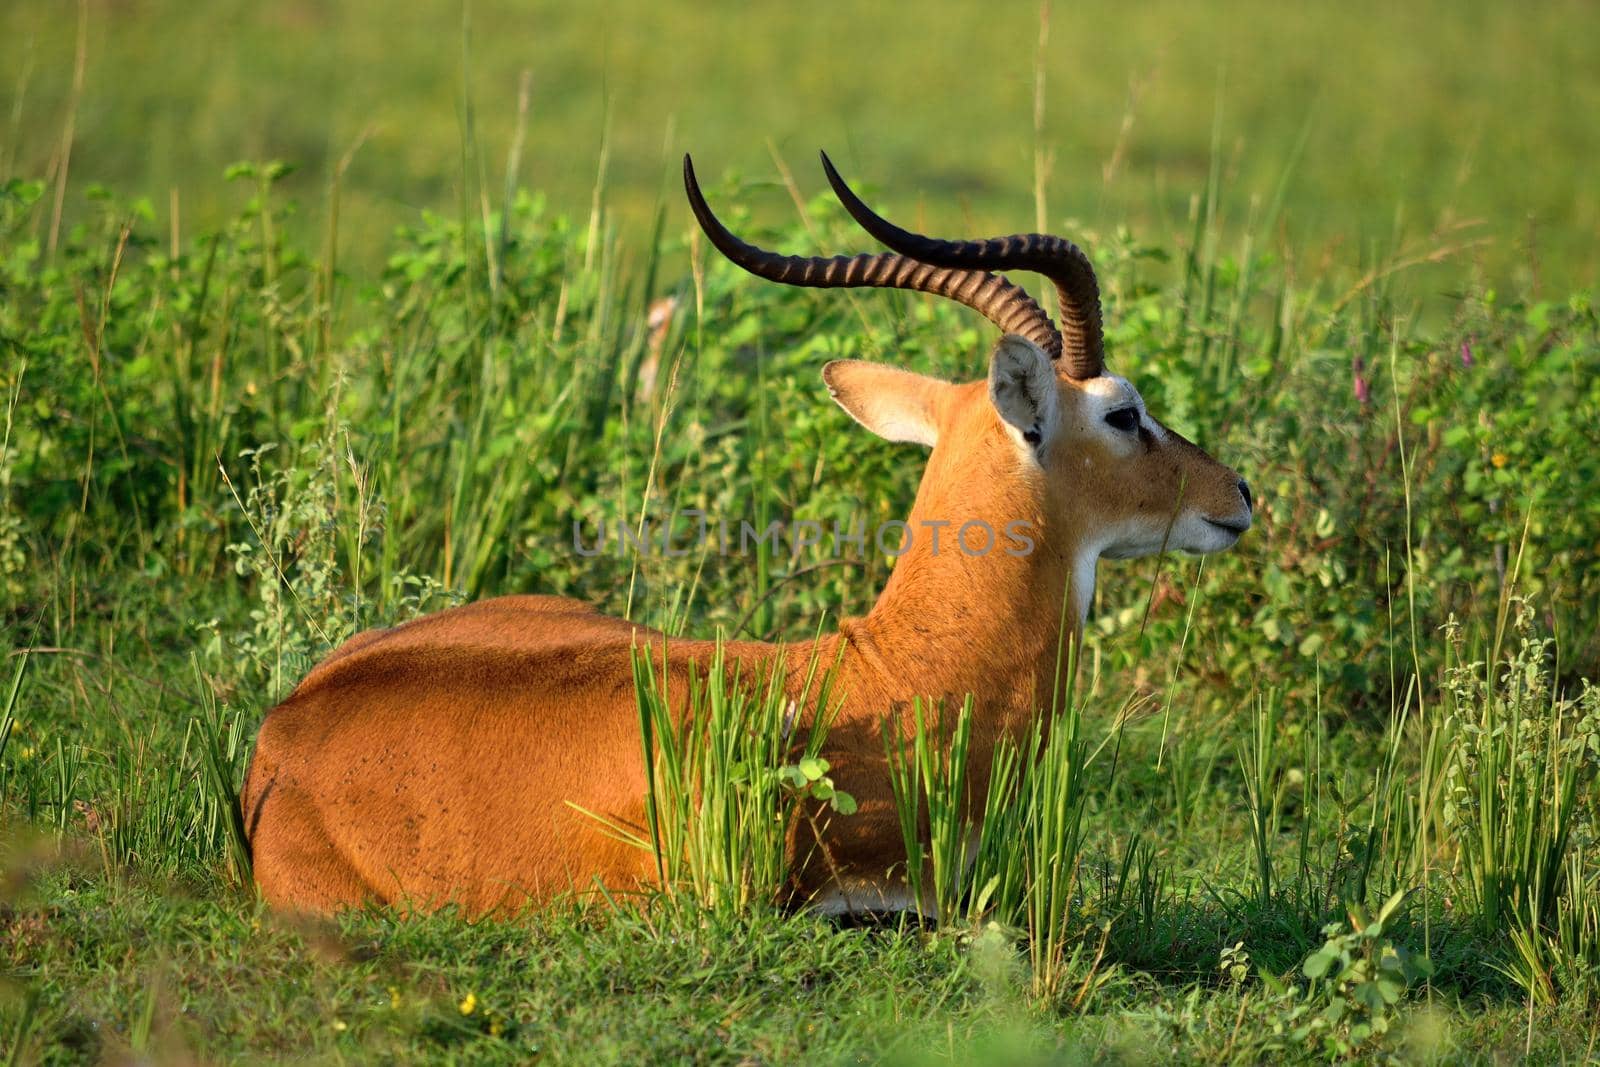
[1204,517,1251,537]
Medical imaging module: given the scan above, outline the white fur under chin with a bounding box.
[1101,510,1247,561]
[1173,509,1249,554]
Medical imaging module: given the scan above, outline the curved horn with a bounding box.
[820,151,1104,380]
[684,155,1063,361]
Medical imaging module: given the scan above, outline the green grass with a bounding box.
[623,638,849,916]
[15,866,1569,1065]
[3,15,1600,1057]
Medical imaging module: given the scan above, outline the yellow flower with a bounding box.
[458,992,478,1016]
[1491,452,1508,468]
[388,986,403,1010]
[331,1019,348,1032]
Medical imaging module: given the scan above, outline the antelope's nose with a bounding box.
[1237,480,1253,513]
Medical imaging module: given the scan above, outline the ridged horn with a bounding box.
[684,155,1063,361]
[820,150,1104,380]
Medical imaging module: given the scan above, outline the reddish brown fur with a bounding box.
[244,362,1248,917]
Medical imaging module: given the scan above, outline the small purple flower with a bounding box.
[1460,341,1474,368]
[1353,355,1370,405]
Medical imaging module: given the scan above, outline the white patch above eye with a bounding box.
[1079,374,1140,416]
[1078,374,1134,401]
[1074,374,1165,441]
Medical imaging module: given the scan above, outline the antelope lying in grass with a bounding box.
[243,154,1253,917]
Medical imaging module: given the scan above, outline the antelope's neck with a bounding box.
[837,482,1097,719]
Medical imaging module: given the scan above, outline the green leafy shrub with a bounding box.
[1237,891,1434,1063]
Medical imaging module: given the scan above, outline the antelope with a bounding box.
[242,153,1253,917]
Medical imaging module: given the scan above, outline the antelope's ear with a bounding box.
[987,334,1059,448]
[821,360,949,448]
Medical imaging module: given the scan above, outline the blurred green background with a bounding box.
[4,0,1598,291]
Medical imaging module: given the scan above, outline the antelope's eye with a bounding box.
[1104,408,1139,434]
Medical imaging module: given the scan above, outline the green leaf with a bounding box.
[830,791,858,815]
[972,873,999,913]
[1303,949,1336,979]
[798,756,828,781]
[1356,982,1386,1012]
[1376,888,1408,924]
